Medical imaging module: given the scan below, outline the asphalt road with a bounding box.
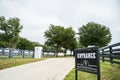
[0,58,74,80]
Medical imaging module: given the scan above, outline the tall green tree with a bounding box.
[0,16,23,48]
[44,24,77,57]
[44,24,64,57]
[78,22,112,47]
[7,17,23,48]
[61,27,77,56]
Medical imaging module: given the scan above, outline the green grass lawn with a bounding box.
[64,61,120,80]
[0,57,46,70]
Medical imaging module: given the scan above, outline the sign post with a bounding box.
[74,46,100,80]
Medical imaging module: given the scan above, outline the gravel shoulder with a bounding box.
[0,58,74,80]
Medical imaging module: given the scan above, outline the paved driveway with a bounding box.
[0,58,74,80]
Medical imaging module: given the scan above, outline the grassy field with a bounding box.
[64,61,120,80]
[0,57,46,70]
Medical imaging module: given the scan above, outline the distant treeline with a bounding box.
[0,16,112,54]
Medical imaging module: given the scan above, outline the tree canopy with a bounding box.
[0,16,23,48]
[16,37,41,50]
[44,24,77,56]
[78,22,112,47]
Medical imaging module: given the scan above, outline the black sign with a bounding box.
[74,46,100,80]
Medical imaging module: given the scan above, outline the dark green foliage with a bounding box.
[16,37,41,50]
[61,27,77,56]
[44,24,77,56]
[44,24,65,56]
[0,16,23,48]
[42,45,56,52]
[78,22,112,47]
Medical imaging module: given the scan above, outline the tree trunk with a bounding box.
[55,46,59,57]
[64,49,67,57]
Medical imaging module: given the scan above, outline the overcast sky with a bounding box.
[0,0,120,45]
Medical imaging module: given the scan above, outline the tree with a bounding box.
[0,16,23,48]
[78,22,112,47]
[44,24,64,57]
[16,37,29,50]
[0,16,10,46]
[16,37,41,50]
[44,24,77,57]
[7,17,23,48]
[61,27,77,56]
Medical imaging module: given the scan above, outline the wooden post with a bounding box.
[2,48,4,55]
[32,51,34,58]
[75,69,78,80]
[22,50,25,58]
[97,47,100,80]
[9,49,11,58]
[109,46,113,64]
[102,49,105,62]
[75,51,78,80]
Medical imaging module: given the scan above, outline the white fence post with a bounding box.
[34,47,42,58]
